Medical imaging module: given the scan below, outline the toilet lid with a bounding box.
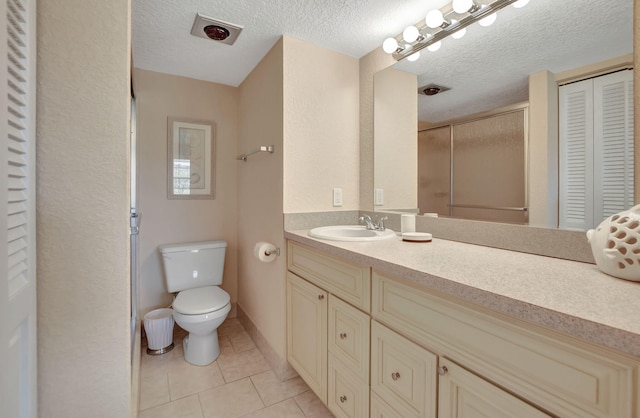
[173,286,230,315]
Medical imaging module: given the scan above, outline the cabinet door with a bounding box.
[287,272,327,402]
[371,321,437,418]
[438,360,552,418]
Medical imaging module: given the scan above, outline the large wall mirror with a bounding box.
[373,0,634,231]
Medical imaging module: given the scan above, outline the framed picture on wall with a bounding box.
[167,118,216,199]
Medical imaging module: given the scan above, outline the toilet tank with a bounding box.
[159,240,227,293]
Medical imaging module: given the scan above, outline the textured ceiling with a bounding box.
[132,0,449,87]
[393,0,633,123]
[132,0,633,122]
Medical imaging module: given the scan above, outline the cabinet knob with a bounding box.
[391,372,400,381]
[318,294,324,300]
[339,332,347,340]
[339,395,347,403]
[437,366,448,376]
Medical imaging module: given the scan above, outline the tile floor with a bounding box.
[139,317,334,418]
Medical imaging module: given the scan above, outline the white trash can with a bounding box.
[143,308,175,355]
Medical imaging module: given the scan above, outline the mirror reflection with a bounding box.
[373,0,634,231]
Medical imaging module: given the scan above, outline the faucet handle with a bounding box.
[376,216,388,230]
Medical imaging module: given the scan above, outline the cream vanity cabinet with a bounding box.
[372,272,638,418]
[287,242,371,418]
[287,241,639,418]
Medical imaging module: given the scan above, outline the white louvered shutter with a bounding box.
[593,70,634,220]
[1,0,37,416]
[559,79,594,230]
[559,70,634,231]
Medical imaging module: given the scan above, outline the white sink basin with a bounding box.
[308,225,396,242]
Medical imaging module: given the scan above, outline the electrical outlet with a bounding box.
[333,188,343,207]
[375,188,384,206]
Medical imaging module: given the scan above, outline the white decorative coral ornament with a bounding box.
[586,205,640,282]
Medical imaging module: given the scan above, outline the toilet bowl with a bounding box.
[159,240,230,366]
[172,285,231,366]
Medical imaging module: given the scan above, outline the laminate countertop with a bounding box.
[285,229,640,358]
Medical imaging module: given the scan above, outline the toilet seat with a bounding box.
[173,286,230,315]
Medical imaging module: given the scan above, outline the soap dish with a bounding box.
[402,232,432,242]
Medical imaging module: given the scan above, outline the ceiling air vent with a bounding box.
[418,83,451,96]
[190,13,243,45]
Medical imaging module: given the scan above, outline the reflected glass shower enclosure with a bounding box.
[418,107,528,224]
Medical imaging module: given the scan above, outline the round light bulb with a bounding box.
[425,10,444,29]
[382,37,399,54]
[452,0,474,14]
[427,41,441,52]
[402,25,420,43]
[513,0,529,8]
[452,27,466,39]
[450,20,466,39]
[407,51,420,62]
[479,12,497,27]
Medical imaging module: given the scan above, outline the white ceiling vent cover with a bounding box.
[190,13,243,46]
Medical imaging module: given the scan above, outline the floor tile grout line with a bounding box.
[196,392,205,418]
[248,374,268,407]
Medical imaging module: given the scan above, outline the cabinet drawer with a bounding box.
[371,321,437,418]
[372,272,637,418]
[439,359,552,418]
[327,354,369,418]
[288,242,370,312]
[328,295,370,380]
[370,391,404,418]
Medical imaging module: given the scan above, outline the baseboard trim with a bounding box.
[236,304,298,381]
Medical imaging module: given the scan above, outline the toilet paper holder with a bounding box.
[264,247,280,256]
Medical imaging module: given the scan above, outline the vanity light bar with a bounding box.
[384,0,521,61]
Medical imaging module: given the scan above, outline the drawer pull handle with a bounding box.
[437,366,448,376]
[339,395,347,403]
[391,372,400,381]
[339,333,347,340]
[318,294,325,300]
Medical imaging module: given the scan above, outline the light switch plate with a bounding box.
[333,188,343,207]
[375,188,384,206]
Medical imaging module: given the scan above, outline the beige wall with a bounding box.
[237,39,286,360]
[134,69,239,316]
[359,48,396,212]
[36,0,131,416]
[237,36,361,370]
[374,67,418,211]
[283,37,360,213]
[528,70,559,228]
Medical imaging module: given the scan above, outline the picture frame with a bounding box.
[167,118,216,199]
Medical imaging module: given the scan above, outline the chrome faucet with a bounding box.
[359,215,376,230]
[359,215,388,231]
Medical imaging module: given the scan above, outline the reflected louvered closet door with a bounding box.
[559,70,634,230]
[593,71,634,220]
[1,0,37,415]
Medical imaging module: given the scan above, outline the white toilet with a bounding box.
[159,240,231,366]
